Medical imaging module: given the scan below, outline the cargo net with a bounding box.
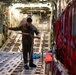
[55,0,76,75]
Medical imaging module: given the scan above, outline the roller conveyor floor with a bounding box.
[0,51,45,75]
[0,31,51,75]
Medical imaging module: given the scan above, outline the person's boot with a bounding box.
[29,63,36,67]
[24,65,29,69]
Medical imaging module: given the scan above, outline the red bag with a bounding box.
[45,53,52,63]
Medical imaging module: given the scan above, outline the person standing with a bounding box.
[7,17,40,69]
